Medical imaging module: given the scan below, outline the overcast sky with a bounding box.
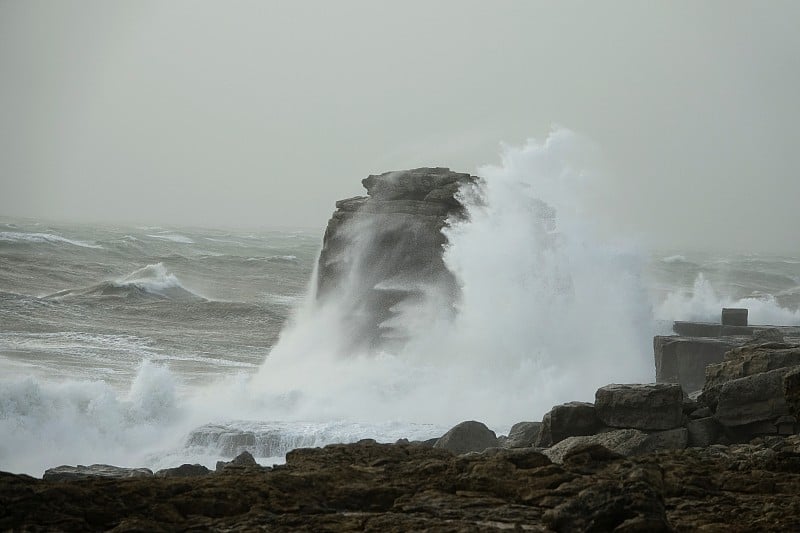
[1,1,798,252]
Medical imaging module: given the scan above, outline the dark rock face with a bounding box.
[595,383,684,431]
[7,438,800,531]
[535,402,606,447]
[42,464,153,482]
[315,167,479,353]
[155,464,211,478]
[433,420,498,454]
[654,335,745,393]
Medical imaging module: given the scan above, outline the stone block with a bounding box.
[535,402,605,447]
[595,383,684,430]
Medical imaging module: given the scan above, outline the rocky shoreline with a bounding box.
[4,327,800,531]
[4,169,800,531]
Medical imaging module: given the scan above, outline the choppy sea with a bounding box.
[2,215,798,476]
[2,133,799,476]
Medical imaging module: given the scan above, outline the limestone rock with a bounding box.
[715,368,791,426]
[433,420,498,454]
[315,167,479,353]
[10,438,800,530]
[503,421,541,448]
[155,464,211,478]
[654,335,744,393]
[595,383,684,431]
[42,464,153,482]
[216,451,261,473]
[535,402,605,447]
[544,428,687,465]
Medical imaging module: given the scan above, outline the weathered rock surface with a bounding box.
[595,383,684,431]
[535,401,605,447]
[504,421,542,449]
[715,368,792,427]
[654,335,745,393]
[155,463,211,478]
[315,168,479,352]
[7,438,800,531]
[543,428,688,464]
[42,464,153,482]
[433,420,498,454]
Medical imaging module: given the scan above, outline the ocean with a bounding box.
[2,136,800,477]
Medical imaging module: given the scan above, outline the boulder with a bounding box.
[595,383,684,431]
[535,402,605,447]
[155,464,211,478]
[654,335,744,393]
[543,427,687,464]
[43,464,153,482]
[504,421,542,448]
[433,420,498,454]
[715,368,791,427]
[216,451,261,473]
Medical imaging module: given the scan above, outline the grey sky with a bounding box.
[1,1,798,253]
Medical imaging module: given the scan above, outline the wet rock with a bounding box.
[433,420,498,454]
[535,402,605,447]
[715,368,791,426]
[155,464,211,478]
[316,168,479,353]
[654,335,744,393]
[42,464,153,482]
[215,451,261,473]
[9,439,800,530]
[595,383,684,430]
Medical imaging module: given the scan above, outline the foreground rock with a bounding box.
[6,438,800,531]
[595,383,684,430]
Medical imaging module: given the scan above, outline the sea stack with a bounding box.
[315,167,479,352]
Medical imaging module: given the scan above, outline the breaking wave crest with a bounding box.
[0,231,102,249]
[47,263,204,301]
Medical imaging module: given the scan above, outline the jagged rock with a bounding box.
[544,427,688,465]
[42,464,153,482]
[433,420,498,454]
[315,168,479,353]
[654,335,744,393]
[595,383,684,431]
[715,368,791,427]
[155,464,211,478]
[535,402,605,447]
[215,451,260,473]
[9,439,800,530]
[503,421,541,448]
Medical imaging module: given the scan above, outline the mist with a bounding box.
[1,0,799,253]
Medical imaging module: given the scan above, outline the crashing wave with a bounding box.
[46,263,204,301]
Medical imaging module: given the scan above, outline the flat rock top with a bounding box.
[5,438,800,531]
[361,167,477,202]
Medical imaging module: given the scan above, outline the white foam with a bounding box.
[0,231,102,249]
[655,273,800,325]
[249,128,655,428]
[146,234,195,244]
